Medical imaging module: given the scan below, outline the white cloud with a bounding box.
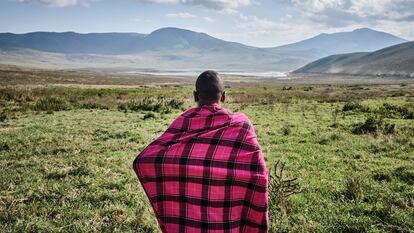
[288,0,414,23]
[290,0,346,12]
[137,0,251,10]
[236,13,287,37]
[203,16,215,22]
[283,0,414,41]
[166,12,196,18]
[217,13,324,46]
[17,0,92,7]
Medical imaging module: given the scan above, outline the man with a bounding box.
[133,71,268,233]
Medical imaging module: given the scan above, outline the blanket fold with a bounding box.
[133,104,268,233]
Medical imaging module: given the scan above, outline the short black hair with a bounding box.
[195,70,224,102]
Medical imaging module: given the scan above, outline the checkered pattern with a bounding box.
[133,103,268,233]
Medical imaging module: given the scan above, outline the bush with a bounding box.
[143,112,156,120]
[268,160,300,230]
[33,96,71,112]
[80,102,110,110]
[0,88,35,102]
[167,99,185,109]
[383,123,396,134]
[352,116,383,134]
[281,125,291,136]
[303,86,314,91]
[378,103,414,119]
[393,166,414,185]
[342,101,369,112]
[118,97,184,113]
[343,176,361,201]
[373,172,391,182]
[0,110,7,122]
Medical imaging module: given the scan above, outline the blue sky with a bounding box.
[1,0,413,47]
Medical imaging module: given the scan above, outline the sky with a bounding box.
[0,0,413,47]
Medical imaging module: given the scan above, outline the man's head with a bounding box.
[194,70,225,106]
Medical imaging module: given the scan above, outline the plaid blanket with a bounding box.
[133,104,268,233]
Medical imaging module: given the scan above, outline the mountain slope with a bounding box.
[0,31,147,54]
[0,27,408,72]
[294,41,414,76]
[0,27,318,71]
[0,28,259,55]
[273,28,407,55]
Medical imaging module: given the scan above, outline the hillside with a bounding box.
[0,28,259,55]
[273,28,406,55]
[294,41,414,77]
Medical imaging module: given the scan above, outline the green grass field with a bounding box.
[1,83,414,232]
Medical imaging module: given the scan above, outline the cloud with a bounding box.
[166,12,196,18]
[203,16,215,22]
[288,0,414,25]
[17,0,92,7]
[236,13,290,38]
[137,0,251,10]
[277,0,414,43]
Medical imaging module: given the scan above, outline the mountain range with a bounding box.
[0,27,408,72]
[294,41,414,77]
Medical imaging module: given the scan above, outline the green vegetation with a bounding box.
[1,83,413,232]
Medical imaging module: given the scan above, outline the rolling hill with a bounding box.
[272,28,407,55]
[294,41,414,77]
[0,27,408,72]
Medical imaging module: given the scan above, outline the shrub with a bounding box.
[281,125,291,136]
[0,143,10,152]
[393,166,414,185]
[268,160,300,220]
[303,86,314,91]
[383,123,396,134]
[318,134,340,145]
[0,88,35,102]
[143,112,156,120]
[34,96,71,112]
[352,116,383,134]
[378,103,414,119]
[342,101,369,112]
[118,97,184,113]
[343,176,361,201]
[0,110,7,122]
[167,99,185,110]
[373,172,392,182]
[80,102,110,110]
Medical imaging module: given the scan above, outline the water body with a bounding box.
[124,70,287,78]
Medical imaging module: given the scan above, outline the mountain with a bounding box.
[0,27,408,72]
[272,28,407,55]
[0,27,319,71]
[293,41,414,77]
[0,31,147,54]
[0,28,257,55]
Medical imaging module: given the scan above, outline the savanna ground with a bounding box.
[0,65,414,232]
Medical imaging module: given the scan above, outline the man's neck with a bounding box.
[197,101,220,107]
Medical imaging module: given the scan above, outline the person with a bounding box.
[133,70,268,233]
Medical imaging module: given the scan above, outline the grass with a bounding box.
[1,82,414,232]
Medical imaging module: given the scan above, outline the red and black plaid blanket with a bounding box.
[133,104,268,233]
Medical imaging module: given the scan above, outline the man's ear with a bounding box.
[193,91,199,102]
[220,91,225,102]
